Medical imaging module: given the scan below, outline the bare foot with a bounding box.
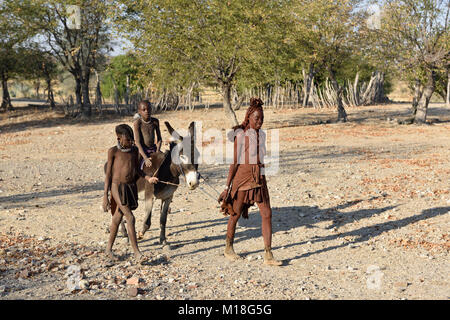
[134,252,147,264]
[264,249,282,266]
[224,248,241,261]
[105,250,119,261]
[137,231,144,240]
[264,258,283,266]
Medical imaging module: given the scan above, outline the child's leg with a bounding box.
[122,209,142,258]
[226,191,245,240]
[257,200,281,266]
[257,201,272,248]
[224,191,245,260]
[106,206,123,259]
[111,184,142,259]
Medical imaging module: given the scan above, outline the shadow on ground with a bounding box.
[141,193,448,264]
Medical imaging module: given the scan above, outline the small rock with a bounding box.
[204,289,213,297]
[393,282,409,292]
[19,269,30,278]
[127,287,139,297]
[79,280,90,290]
[126,277,141,286]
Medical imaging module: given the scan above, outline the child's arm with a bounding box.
[133,120,152,166]
[225,139,239,187]
[219,130,243,202]
[154,118,162,152]
[135,148,159,184]
[103,147,115,212]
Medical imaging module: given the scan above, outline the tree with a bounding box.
[25,0,113,116]
[116,0,288,126]
[287,0,367,121]
[26,50,60,109]
[375,0,449,123]
[0,0,40,110]
[101,53,145,102]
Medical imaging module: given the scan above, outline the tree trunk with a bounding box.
[46,78,55,110]
[80,70,91,117]
[414,70,436,124]
[75,76,82,107]
[113,80,120,114]
[303,63,314,107]
[222,82,239,127]
[125,75,130,107]
[34,81,41,100]
[411,79,423,115]
[352,71,360,106]
[94,70,102,113]
[446,71,450,108]
[1,74,13,110]
[329,69,347,122]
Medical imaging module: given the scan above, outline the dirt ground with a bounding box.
[0,101,449,300]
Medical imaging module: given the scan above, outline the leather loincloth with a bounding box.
[110,182,138,215]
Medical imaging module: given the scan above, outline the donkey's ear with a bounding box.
[188,121,195,136]
[165,121,175,135]
[165,121,183,142]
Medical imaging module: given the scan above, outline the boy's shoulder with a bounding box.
[108,145,119,153]
[150,117,160,124]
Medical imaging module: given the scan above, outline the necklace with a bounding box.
[117,142,132,153]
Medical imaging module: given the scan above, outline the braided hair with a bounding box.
[233,97,264,131]
[115,123,134,141]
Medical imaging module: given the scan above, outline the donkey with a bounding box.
[134,121,200,245]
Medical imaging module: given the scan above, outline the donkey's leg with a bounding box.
[159,196,173,245]
[120,220,128,239]
[138,182,154,239]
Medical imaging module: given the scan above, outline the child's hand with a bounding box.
[144,158,152,167]
[145,176,159,184]
[102,196,110,212]
[218,189,228,203]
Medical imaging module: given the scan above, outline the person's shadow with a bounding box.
[151,198,449,265]
[241,205,450,265]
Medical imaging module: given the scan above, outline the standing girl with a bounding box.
[219,97,282,266]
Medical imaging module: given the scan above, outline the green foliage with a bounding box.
[0,0,41,81]
[373,0,449,87]
[101,53,147,100]
[115,0,290,89]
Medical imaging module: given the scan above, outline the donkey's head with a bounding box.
[165,121,200,190]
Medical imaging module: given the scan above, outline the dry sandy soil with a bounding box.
[0,101,449,300]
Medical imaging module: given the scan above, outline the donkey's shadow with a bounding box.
[236,200,396,243]
[157,198,397,258]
